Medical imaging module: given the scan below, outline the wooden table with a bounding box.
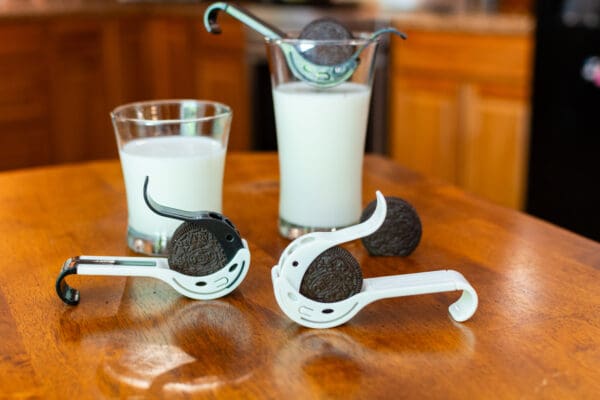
[0,153,598,398]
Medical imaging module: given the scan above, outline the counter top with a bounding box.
[0,153,598,398]
[388,10,533,34]
[0,1,534,35]
[245,3,534,35]
[0,0,205,19]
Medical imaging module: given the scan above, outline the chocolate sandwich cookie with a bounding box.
[360,197,422,256]
[298,17,354,66]
[300,246,363,303]
[168,221,228,276]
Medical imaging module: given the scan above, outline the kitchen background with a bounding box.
[0,0,598,241]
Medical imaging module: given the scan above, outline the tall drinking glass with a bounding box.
[266,35,379,239]
[111,99,232,255]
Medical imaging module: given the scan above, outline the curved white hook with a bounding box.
[275,191,386,289]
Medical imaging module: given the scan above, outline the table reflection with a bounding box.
[61,296,258,397]
[103,300,257,396]
[272,320,476,398]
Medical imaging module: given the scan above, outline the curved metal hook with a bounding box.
[204,2,226,34]
[204,2,285,39]
[374,27,407,41]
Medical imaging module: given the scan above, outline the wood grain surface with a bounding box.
[0,153,598,399]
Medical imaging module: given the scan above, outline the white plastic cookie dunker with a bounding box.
[271,191,478,329]
[56,176,251,305]
[57,243,250,305]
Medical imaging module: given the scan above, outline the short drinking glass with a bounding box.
[111,99,232,255]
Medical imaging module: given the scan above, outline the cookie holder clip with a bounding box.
[271,191,478,329]
[56,250,249,305]
[56,178,250,305]
[204,2,406,88]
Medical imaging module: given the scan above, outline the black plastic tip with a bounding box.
[206,8,223,35]
[56,259,80,306]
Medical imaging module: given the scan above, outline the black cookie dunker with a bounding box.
[300,246,362,303]
[298,17,354,66]
[360,197,422,256]
[168,222,228,276]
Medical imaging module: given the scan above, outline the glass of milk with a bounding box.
[111,100,232,255]
[266,35,379,239]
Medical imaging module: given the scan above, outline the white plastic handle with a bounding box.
[362,270,478,322]
[58,240,250,302]
[272,268,478,329]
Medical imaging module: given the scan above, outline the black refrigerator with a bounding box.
[526,0,600,242]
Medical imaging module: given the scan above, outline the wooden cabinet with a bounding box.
[389,28,533,209]
[47,18,119,163]
[0,17,133,169]
[0,7,250,171]
[0,22,51,170]
[194,18,251,151]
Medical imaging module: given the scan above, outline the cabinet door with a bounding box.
[390,75,460,184]
[389,28,533,210]
[48,18,116,163]
[140,17,196,99]
[194,21,250,151]
[459,83,530,209]
[194,54,250,151]
[0,23,50,170]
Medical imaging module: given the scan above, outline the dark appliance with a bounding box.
[527,0,600,241]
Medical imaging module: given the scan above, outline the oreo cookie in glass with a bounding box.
[297,17,355,66]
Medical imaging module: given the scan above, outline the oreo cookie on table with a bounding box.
[360,197,422,257]
[298,17,354,66]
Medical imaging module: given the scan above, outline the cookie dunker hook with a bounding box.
[271,192,478,329]
[203,2,406,88]
[279,28,406,88]
[204,2,285,38]
[56,177,250,305]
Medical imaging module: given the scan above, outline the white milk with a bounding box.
[119,135,225,237]
[273,81,372,228]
